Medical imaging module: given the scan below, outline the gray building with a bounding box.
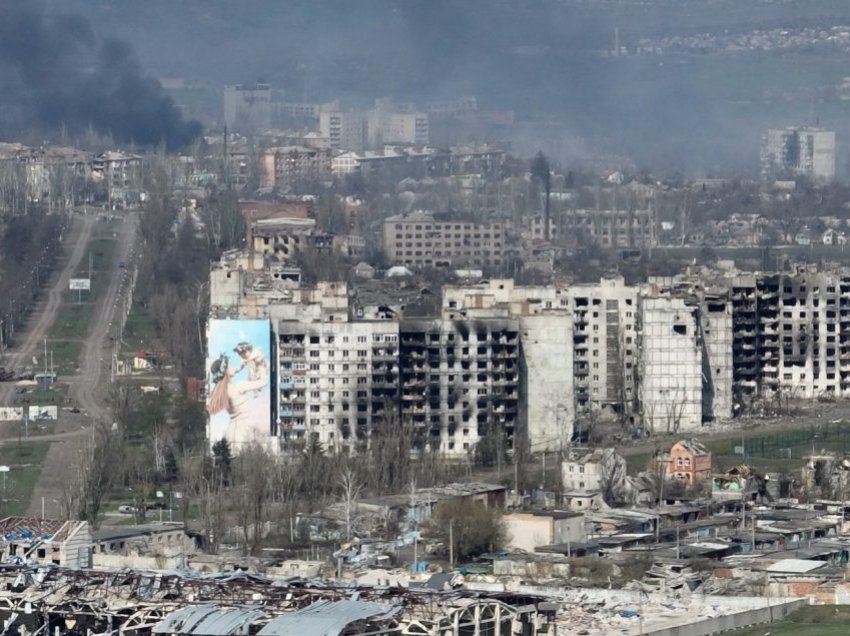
[761,126,835,181]
[224,84,272,132]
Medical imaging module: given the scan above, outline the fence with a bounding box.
[646,598,808,636]
[731,421,850,463]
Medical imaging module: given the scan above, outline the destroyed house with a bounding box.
[0,517,91,568]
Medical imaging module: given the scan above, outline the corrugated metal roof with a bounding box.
[257,600,401,636]
[154,605,264,635]
[765,559,826,574]
[155,606,219,634]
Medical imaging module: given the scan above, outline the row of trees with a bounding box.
[58,381,515,560]
[134,166,244,378]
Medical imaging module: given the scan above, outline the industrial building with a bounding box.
[0,564,557,636]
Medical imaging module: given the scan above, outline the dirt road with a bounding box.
[26,212,138,516]
[0,214,95,407]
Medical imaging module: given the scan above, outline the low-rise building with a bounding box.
[657,440,712,485]
[503,511,587,552]
[91,523,195,569]
[0,517,91,568]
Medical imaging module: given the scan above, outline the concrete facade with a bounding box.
[556,208,655,248]
[761,126,835,180]
[366,111,429,147]
[503,511,586,552]
[278,320,400,450]
[442,277,637,421]
[698,293,734,421]
[320,111,368,151]
[384,211,506,269]
[224,83,272,132]
[639,297,704,433]
[564,277,638,417]
[519,314,574,453]
[399,319,519,455]
[260,146,333,188]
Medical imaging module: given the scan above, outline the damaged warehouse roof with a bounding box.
[155,606,265,635]
[257,599,401,636]
[0,564,554,636]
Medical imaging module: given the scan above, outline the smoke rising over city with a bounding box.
[0,0,200,150]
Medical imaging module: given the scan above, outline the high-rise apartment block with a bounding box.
[319,111,368,151]
[367,111,429,147]
[210,228,850,458]
[637,298,704,434]
[761,127,836,181]
[320,106,429,151]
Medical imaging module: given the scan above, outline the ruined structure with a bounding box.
[0,565,556,636]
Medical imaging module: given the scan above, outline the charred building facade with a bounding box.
[728,270,850,404]
[399,319,519,455]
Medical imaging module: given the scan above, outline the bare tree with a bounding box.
[60,421,121,528]
[126,448,156,524]
[232,443,277,555]
[337,463,365,541]
[597,449,629,507]
[178,449,226,554]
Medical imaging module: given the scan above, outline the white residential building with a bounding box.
[278,320,400,450]
[367,111,429,147]
[638,297,704,433]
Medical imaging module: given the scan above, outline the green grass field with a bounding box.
[123,302,156,351]
[734,605,850,636]
[50,302,96,340]
[47,233,117,375]
[0,442,50,517]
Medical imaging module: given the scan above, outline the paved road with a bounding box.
[0,214,95,407]
[67,213,138,422]
[26,212,138,517]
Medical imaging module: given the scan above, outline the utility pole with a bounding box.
[751,504,756,551]
[410,478,418,573]
[675,525,680,559]
[449,519,454,570]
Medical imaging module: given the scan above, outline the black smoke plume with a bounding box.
[0,0,201,150]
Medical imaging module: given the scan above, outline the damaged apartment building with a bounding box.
[654,264,850,408]
[210,229,850,457]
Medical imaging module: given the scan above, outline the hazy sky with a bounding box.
[22,0,850,174]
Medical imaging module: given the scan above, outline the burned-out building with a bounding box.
[726,268,850,405]
[399,318,519,454]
